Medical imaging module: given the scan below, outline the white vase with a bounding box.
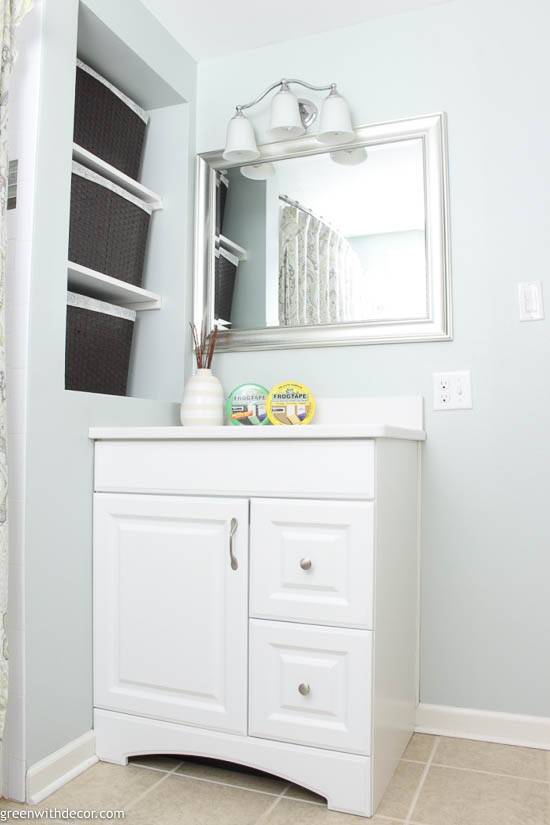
[180,368,224,426]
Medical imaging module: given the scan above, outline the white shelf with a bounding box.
[72,144,163,210]
[218,234,248,261]
[68,262,161,311]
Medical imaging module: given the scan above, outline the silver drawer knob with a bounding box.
[300,558,312,571]
[298,683,311,696]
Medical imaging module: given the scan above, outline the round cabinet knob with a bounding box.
[298,683,311,696]
[300,558,312,571]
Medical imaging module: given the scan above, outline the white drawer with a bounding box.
[94,439,375,500]
[249,619,372,755]
[250,499,374,628]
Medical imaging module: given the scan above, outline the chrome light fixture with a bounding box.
[318,87,355,145]
[269,82,305,139]
[223,78,355,161]
[330,146,368,166]
[223,110,260,162]
[240,162,276,180]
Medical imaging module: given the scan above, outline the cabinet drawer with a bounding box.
[94,439,375,500]
[249,620,372,755]
[250,499,374,628]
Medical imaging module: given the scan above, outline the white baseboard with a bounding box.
[26,731,98,804]
[416,703,550,751]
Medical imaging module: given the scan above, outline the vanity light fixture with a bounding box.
[240,162,276,180]
[330,147,368,166]
[223,78,355,162]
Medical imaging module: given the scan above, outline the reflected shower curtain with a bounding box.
[279,205,363,327]
[0,0,33,739]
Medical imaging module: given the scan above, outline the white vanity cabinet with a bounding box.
[90,422,424,818]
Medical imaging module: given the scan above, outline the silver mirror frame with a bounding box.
[194,112,452,352]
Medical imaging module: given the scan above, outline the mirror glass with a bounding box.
[196,114,451,351]
[216,138,426,330]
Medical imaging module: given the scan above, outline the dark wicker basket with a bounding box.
[69,162,151,287]
[65,292,136,396]
[214,246,239,324]
[216,172,229,236]
[73,60,148,180]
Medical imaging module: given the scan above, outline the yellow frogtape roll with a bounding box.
[266,382,316,425]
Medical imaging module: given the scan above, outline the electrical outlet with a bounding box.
[433,371,472,410]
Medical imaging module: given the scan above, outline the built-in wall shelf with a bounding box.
[218,234,248,262]
[68,261,162,310]
[72,143,163,210]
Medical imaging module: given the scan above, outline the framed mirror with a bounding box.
[194,113,451,352]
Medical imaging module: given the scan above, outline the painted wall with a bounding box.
[222,169,267,329]
[24,0,196,767]
[197,0,550,718]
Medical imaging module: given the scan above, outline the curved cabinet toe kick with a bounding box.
[90,424,424,818]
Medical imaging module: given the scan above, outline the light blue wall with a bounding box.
[25,0,196,764]
[197,0,550,717]
[222,170,267,329]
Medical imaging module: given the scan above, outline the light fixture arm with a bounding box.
[236,78,337,114]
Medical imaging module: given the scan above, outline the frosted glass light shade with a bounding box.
[269,87,305,140]
[318,90,355,145]
[330,147,368,166]
[240,163,276,180]
[223,112,260,162]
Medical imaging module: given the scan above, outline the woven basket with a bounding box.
[65,292,136,396]
[216,172,229,236]
[69,161,152,287]
[73,60,149,180]
[214,246,239,325]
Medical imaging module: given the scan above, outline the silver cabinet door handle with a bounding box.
[229,517,238,570]
[300,558,312,570]
[298,683,311,696]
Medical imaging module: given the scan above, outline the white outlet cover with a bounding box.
[433,371,472,411]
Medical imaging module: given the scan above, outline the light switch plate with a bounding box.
[433,371,472,411]
[518,281,544,321]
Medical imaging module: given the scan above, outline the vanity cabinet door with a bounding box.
[94,493,249,734]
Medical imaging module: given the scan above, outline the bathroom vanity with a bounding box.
[90,405,424,818]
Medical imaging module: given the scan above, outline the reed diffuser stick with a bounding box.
[190,322,219,370]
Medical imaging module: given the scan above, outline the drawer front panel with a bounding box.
[250,499,374,628]
[94,439,375,500]
[249,620,372,755]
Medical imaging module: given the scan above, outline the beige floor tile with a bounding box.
[435,737,550,781]
[261,798,400,823]
[175,757,288,794]
[411,765,550,825]
[403,733,438,762]
[376,760,424,820]
[130,754,183,772]
[0,800,33,810]
[123,773,274,824]
[0,799,73,823]
[38,762,162,812]
[283,783,326,803]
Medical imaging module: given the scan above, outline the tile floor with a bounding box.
[1,734,549,824]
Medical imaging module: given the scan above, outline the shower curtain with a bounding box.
[0,0,33,739]
[279,204,364,327]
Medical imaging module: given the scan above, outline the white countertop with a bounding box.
[89,425,426,441]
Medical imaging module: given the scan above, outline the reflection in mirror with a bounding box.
[215,138,426,331]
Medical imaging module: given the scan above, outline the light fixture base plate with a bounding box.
[298,98,318,128]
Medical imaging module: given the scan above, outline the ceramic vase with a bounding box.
[180,368,224,426]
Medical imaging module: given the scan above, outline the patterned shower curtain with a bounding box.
[279,204,364,327]
[0,0,33,739]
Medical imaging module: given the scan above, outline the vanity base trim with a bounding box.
[94,709,373,817]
